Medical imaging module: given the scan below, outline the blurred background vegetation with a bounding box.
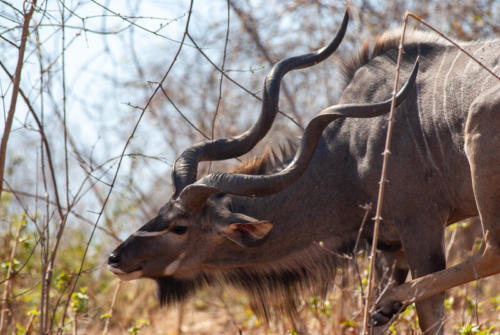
[0,0,499,334]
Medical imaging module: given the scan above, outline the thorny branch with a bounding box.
[361,13,410,335]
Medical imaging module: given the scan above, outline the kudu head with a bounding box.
[108,9,419,306]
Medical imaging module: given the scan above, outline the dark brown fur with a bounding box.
[230,148,273,175]
[341,38,371,86]
[231,138,298,175]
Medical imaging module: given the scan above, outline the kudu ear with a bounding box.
[222,213,273,248]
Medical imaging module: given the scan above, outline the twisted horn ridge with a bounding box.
[171,9,350,198]
[179,59,419,210]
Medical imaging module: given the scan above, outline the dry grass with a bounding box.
[66,222,499,335]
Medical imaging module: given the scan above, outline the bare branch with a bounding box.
[0,0,37,199]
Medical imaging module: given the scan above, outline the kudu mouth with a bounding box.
[108,246,188,280]
[108,264,143,281]
[107,252,144,280]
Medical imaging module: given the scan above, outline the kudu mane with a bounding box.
[230,138,298,175]
[156,242,344,320]
[341,29,441,85]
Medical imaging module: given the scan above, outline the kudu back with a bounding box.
[108,11,500,334]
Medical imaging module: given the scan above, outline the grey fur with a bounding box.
[109,29,500,334]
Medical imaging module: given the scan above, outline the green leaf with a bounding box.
[71,289,89,313]
[56,272,72,290]
[27,309,39,316]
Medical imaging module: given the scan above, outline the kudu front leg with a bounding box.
[372,220,446,334]
[369,247,408,327]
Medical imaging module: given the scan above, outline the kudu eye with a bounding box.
[171,225,188,235]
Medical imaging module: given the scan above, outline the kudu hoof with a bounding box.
[370,301,404,326]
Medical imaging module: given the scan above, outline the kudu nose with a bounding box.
[108,252,120,266]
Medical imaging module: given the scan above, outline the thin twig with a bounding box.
[186,32,303,130]
[217,290,243,335]
[361,12,411,335]
[89,0,192,45]
[349,203,372,304]
[160,87,211,140]
[21,313,35,335]
[230,1,302,126]
[60,0,70,211]
[34,17,50,333]
[72,312,77,335]
[406,12,500,82]
[208,0,231,174]
[211,0,231,140]
[176,301,185,335]
[445,223,459,261]
[353,203,372,255]
[102,281,121,335]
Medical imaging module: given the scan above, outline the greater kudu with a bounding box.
[108,10,500,334]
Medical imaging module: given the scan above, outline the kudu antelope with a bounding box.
[108,10,500,333]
